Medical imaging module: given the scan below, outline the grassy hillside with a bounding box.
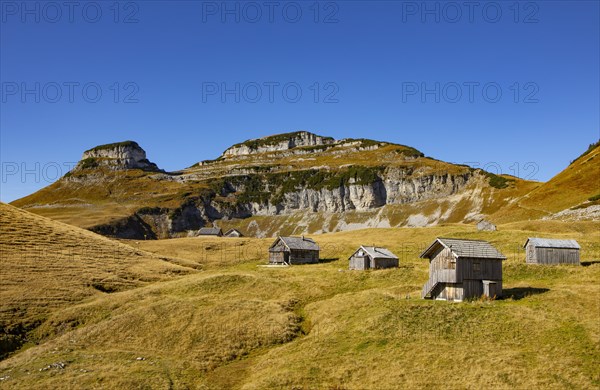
[492,142,600,222]
[0,220,598,388]
[10,169,206,228]
[0,203,196,358]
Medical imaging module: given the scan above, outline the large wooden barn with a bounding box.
[349,246,399,270]
[268,236,319,265]
[524,238,580,265]
[420,238,506,301]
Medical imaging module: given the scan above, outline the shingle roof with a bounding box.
[350,246,398,260]
[198,227,222,235]
[524,238,580,249]
[420,238,506,260]
[273,236,319,251]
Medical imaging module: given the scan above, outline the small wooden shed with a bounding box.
[198,227,222,237]
[269,236,319,265]
[349,246,399,270]
[523,238,580,265]
[420,238,506,301]
[224,228,244,238]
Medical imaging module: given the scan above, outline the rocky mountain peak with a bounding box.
[75,141,161,172]
[222,131,336,157]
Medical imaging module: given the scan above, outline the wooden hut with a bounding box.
[523,238,580,265]
[269,236,319,265]
[224,228,244,238]
[198,227,222,237]
[349,246,399,270]
[420,238,506,301]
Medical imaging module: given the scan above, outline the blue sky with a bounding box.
[1,0,599,202]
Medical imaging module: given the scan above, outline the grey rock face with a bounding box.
[245,172,470,215]
[76,141,161,171]
[223,131,335,156]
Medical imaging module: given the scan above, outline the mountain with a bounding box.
[11,131,582,239]
[0,202,195,357]
[492,141,600,223]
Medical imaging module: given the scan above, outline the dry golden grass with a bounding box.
[0,214,598,389]
[0,203,196,358]
[492,144,600,222]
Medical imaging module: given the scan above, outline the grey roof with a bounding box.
[524,238,580,249]
[224,228,243,236]
[420,238,506,260]
[271,236,319,251]
[350,246,398,260]
[198,227,222,235]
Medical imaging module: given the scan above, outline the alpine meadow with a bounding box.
[1,1,599,389]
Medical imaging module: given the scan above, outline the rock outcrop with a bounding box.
[223,131,335,156]
[75,141,161,172]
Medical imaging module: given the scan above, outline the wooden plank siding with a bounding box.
[525,244,580,265]
[349,255,369,270]
[372,257,399,269]
[288,249,319,264]
[457,258,503,281]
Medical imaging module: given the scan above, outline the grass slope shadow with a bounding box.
[501,287,550,300]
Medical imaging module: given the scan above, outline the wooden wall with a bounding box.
[269,251,286,264]
[372,257,399,269]
[457,258,503,282]
[289,249,319,264]
[433,283,464,301]
[525,244,580,265]
[429,247,455,274]
[349,255,369,270]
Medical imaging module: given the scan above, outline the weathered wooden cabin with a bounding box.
[523,238,580,265]
[269,236,319,265]
[224,228,244,238]
[198,227,222,237]
[349,246,399,270]
[420,238,506,301]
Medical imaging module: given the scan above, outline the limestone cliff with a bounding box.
[223,131,336,156]
[75,141,161,172]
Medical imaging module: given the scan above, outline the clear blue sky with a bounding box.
[1,0,599,202]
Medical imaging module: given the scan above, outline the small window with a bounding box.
[473,261,481,272]
[449,259,456,270]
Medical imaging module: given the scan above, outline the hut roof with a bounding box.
[523,238,580,249]
[270,236,319,251]
[224,228,243,236]
[350,246,398,260]
[198,227,222,236]
[420,238,506,260]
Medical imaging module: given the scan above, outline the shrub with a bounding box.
[79,157,99,170]
[483,171,514,189]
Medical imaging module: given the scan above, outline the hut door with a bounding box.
[284,252,290,263]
